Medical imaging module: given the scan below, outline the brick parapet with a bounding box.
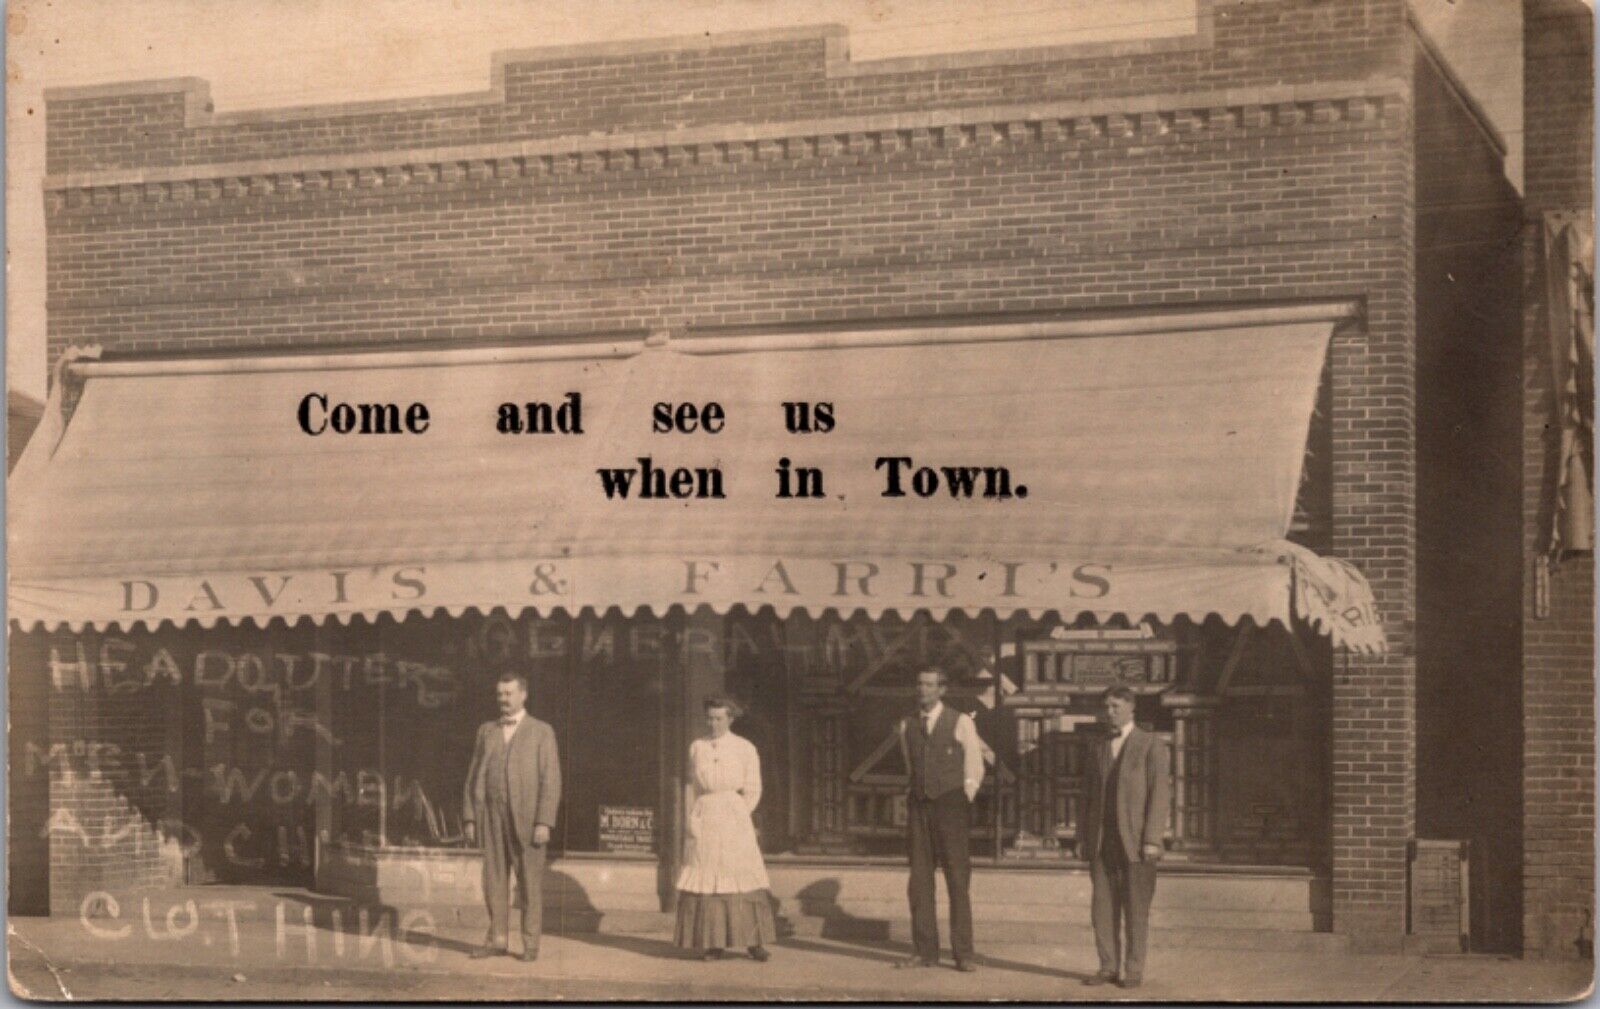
[42,0,1410,176]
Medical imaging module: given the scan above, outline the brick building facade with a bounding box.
[11,0,1574,958]
[1520,0,1595,962]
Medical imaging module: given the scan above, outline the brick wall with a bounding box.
[1520,549,1595,958]
[42,1,1416,367]
[38,1,1423,937]
[1523,0,1594,219]
[45,99,1411,357]
[1521,0,1595,961]
[1325,95,1416,945]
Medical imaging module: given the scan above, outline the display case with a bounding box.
[1001,626,1192,859]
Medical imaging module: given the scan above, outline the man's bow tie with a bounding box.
[500,716,519,726]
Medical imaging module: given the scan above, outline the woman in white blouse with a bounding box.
[673,695,776,961]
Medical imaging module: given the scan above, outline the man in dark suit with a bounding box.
[1081,685,1170,990]
[895,667,986,973]
[463,671,562,963]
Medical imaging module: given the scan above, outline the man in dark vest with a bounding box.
[1081,685,1169,989]
[463,670,562,963]
[895,667,986,972]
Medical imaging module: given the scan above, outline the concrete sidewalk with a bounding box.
[7,887,1593,1002]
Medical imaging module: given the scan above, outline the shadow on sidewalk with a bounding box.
[775,935,903,965]
[559,930,693,961]
[786,879,890,941]
[773,880,1089,982]
[772,935,1090,982]
[966,951,1091,982]
[269,875,1089,982]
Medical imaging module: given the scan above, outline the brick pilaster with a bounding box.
[1328,90,1418,951]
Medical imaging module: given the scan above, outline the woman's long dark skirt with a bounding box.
[673,890,777,950]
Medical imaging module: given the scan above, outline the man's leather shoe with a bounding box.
[747,946,770,962]
[1117,977,1143,989]
[469,945,507,960]
[518,950,539,963]
[894,955,937,969]
[1083,971,1118,986]
[953,958,977,973]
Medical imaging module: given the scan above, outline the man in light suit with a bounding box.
[1081,685,1169,990]
[463,671,562,962]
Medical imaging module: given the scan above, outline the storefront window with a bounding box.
[336,614,477,848]
[548,609,668,853]
[179,620,324,881]
[696,609,1329,867]
[324,610,669,856]
[35,601,1328,885]
[766,609,1005,856]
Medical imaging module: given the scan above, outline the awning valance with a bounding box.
[8,307,1385,652]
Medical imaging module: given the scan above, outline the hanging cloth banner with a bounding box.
[1543,213,1596,561]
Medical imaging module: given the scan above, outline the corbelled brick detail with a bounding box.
[44,100,1410,365]
[44,90,1395,200]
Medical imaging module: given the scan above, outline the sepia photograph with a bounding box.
[3,0,1594,1001]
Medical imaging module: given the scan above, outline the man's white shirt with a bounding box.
[1109,720,1135,761]
[500,709,525,745]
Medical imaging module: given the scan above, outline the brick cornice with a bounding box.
[44,77,1407,208]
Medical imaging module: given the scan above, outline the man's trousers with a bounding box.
[1090,842,1157,981]
[906,789,974,961]
[480,800,546,953]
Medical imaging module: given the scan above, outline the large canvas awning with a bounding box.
[8,306,1385,652]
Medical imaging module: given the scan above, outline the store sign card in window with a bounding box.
[598,805,656,854]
